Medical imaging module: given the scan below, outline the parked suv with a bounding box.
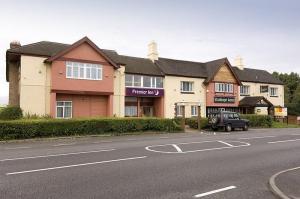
[208,111,249,131]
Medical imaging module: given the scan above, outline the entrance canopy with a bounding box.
[239,96,273,107]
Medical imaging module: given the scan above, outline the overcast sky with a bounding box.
[0,0,299,104]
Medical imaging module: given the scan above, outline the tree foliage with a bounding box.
[272,72,300,115]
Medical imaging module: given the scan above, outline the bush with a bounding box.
[185,117,209,129]
[240,114,273,127]
[0,118,182,140]
[0,106,23,120]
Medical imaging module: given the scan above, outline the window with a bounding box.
[191,105,198,116]
[240,85,250,95]
[56,101,72,118]
[66,61,102,80]
[125,106,137,117]
[176,105,184,116]
[215,83,233,93]
[125,74,164,88]
[260,85,269,93]
[181,81,194,93]
[270,87,278,96]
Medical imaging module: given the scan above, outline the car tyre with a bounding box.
[243,123,249,131]
[225,124,232,132]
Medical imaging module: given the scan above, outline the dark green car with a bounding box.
[208,111,249,132]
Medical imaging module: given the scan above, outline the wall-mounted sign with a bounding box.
[214,96,235,103]
[126,88,164,97]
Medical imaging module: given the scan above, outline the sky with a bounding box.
[0,0,299,104]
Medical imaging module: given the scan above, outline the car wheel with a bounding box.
[243,124,248,131]
[225,124,232,132]
[211,126,218,131]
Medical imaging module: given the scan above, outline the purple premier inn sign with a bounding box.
[126,88,164,97]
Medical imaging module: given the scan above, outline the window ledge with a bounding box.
[240,94,250,96]
[270,95,278,97]
[181,91,195,94]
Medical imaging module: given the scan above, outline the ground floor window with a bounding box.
[176,105,184,117]
[125,106,138,117]
[56,101,72,118]
[206,107,239,116]
[191,105,198,116]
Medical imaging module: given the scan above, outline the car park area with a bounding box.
[1,128,300,199]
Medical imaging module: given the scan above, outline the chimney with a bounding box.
[148,41,158,62]
[10,40,21,49]
[234,55,244,70]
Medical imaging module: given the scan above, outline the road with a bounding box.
[1,128,300,199]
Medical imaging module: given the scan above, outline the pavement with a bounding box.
[0,128,300,199]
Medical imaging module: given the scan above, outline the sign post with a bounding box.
[197,105,201,131]
[181,106,185,132]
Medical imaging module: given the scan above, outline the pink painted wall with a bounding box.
[206,82,239,107]
[51,42,114,93]
[56,94,109,118]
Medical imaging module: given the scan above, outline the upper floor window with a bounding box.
[125,74,163,88]
[215,83,233,93]
[240,85,250,95]
[270,87,278,97]
[260,85,269,93]
[66,61,102,80]
[181,81,194,93]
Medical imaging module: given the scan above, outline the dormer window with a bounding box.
[66,61,102,80]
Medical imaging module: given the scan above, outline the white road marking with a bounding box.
[4,146,31,150]
[159,137,169,139]
[268,138,300,144]
[194,186,237,198]
[145,141,250,154]
[290,134,300,136]
[126,138,137,141]
[0,149,115,162]
[6,156,147,175]
[172,144,183,153]
[239,135,277,140]
[218,141,234,147]
[52,143,76,147]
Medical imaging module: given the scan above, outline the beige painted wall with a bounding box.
[164,76,206,118]
[113,65,125,117]
[239,82,284,106]
[20,56,51,116]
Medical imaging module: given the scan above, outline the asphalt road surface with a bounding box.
[1,128,300,199]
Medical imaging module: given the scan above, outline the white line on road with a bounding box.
[268,138,300,144]
[6,156,147,175]
[194,186,237,198]
[218,141,234,147]
[52,143,76,147]
[4,146,32,150]
[0,149,115,162]
[159,137,169,139]
[172,144,183,153]
[238,135,277,140]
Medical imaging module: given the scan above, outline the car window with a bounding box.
[228,113,234,119]
[233,114,239,119]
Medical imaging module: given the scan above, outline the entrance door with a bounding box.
[142,106,153,117]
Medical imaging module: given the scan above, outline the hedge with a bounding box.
[185,117,209,129]
[240,114,273,127]
[0,106,23,120]
[0,118,182,140]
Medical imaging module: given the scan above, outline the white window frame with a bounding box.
[215,82,234,93]
[180,81,194,93]
[270,87,278,97]
[66,61,102,81]
[176,105,184,117]
[56,101,72,119]
[240,85,250,95]
[125,74,163,89]
[191,105,198,116]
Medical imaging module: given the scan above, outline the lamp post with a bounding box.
[197,103,201,131]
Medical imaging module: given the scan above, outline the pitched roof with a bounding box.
[116,55,164,76]
[233,67,283,85]
[239,96,273,107]
[6,39,283,85]
[155,57,207,78]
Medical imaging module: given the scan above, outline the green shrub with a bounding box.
[185,117,209,129]
[0,106,23,120]
[240,114,273,127]
[0,118,182,140]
